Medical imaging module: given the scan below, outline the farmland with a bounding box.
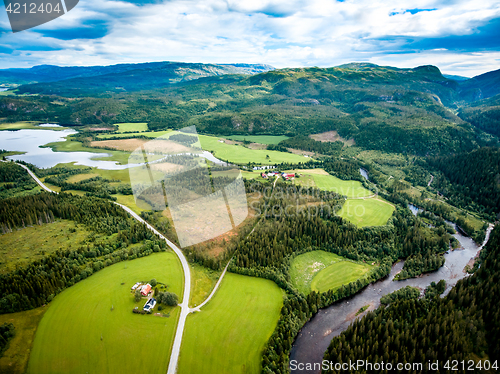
[290,250,347,294]
[310,260,374,294]
[338,198,395,227]
[177,273,283,374]
[27,252,183,374]
[198,135,309,165]
[115,122,148,133]
[291,169,372,198]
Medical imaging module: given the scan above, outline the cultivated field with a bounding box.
[223,135,289,145]
[178,273,283,374]
[199,135,309,165]
[290,250,346,294]
[311,261,373,293]
[97,130,173,139]
[338,198,395,227]
[27,252,183,374]
[291,169,372,198]
[90,138,192,154]
[115,122,148,133]
[0,220,89,274]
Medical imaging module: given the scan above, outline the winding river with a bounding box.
[290,221,494,373]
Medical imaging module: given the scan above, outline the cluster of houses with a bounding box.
[131,282,152,297]
[131,282,157,312]
[261,171,296,181]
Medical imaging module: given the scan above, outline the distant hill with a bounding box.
[1,62,488,156]
[0,61,274,90]
[443,74,469,81]
[459,68,500,101]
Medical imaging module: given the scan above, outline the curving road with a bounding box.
[10,161,192,374]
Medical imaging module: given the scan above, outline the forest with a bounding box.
[426,147,500,220]
[322,225,500,373]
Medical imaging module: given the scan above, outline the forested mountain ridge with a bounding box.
[0,61,274,87]
[3,63,495,156]
[458,67,500,101]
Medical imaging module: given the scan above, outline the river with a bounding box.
[290,221,494,373]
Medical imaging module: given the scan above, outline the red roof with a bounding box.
[141,284,152,296]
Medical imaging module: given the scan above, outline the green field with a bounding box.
[290,250,347,294]
[311,261,373,293]
[199,135,309,165]
[0,122,51,131]
[27,252,183,374]
[292,170,372,198]
[223,135,289,145]
[0,220,90,274]
[115,122,148,133]
[338,198,395,227]
[178,273,283,374]
[189,263,220,308]
[0,306,48,374]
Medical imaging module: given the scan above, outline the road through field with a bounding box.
[13,161,191,374]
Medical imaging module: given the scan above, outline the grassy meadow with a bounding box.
[27,252,183,374]
[290,251,347,294]
[0,306,48,374]
[0,220,90,274]
[338,198,395,227]
[291,169,372,198]
[178,273,283,374]
[115,122,148,133]
[189,263,220,308]
[199,135,309,165]
[311,261,374,294]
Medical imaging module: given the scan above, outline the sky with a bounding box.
[0,0,499,77]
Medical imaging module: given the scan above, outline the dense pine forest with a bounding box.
[322,225,500,373]
[426,147,500,220]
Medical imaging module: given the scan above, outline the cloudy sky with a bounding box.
[0,0,499,76]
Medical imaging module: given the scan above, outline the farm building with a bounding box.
[141,283,152,296]
[131,282,141,290]
[143,298,156,312]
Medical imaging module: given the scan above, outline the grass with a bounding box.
[189,263,221,308]
[311,261,373,293]
[27,251,183,374]
[0,220,90,274]
[178,273,283,374]
[223,135,289,145]
[199,135,309,165]
[290,251,347,294]
[115,123,148,133]
[290,169,372,198]
[0,122,39,130]
[338,198,395,227]
[0,306,48,374]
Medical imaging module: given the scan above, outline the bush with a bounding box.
[158,291,179,306]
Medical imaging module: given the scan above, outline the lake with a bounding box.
[0,129,137,170]
[0,129,228,170]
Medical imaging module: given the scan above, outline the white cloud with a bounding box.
[0,0,498,76]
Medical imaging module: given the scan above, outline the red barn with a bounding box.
[141,284,152,296]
